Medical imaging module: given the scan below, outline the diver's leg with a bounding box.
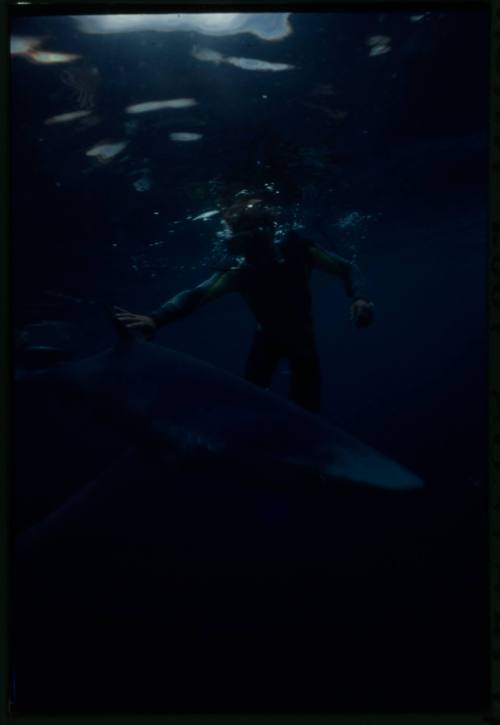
[288,348,322,413]
[245,332,282,389]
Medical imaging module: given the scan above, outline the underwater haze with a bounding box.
[10,10,489,715]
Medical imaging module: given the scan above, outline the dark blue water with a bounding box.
[10,10,489,714]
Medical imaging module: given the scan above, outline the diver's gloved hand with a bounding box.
[113,307,157,340]
[350,299,375,328]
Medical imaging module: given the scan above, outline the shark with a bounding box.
[14,332,423,551]
[13,334,425,689]
[16,331,422,488]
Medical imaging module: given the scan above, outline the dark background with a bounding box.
[10,8,489,714]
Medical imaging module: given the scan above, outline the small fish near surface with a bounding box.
[125,98,198,114]
[85,139,128,163]
[44,110,93,125]
[225,55,294,72]
[366,34,392,56]
[169,132,203,142]
[192,45,295,72]
[191,209,220,221]
[15,333,423,520]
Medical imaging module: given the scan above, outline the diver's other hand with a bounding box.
[113,307,157,339]
[350,299,375,328]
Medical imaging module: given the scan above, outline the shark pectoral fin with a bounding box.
[322,449,424,491]
[16,446,141,554]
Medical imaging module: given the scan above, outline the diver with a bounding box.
[114,198,374,413]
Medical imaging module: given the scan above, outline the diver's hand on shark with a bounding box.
[113,307,157,340]
[350,299,374,329]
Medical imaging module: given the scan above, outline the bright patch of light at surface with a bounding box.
[73,13,292,41]
[196,13,239,28]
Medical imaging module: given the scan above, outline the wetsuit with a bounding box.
[149,231,368,412]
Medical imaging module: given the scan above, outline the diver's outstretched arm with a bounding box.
[114,269,238,338]
[149,270,238,327]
